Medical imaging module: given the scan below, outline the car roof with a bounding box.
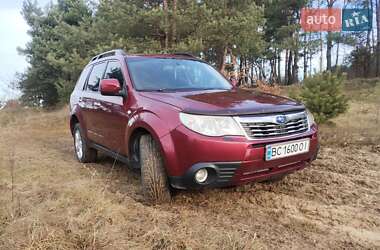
[88,50,203,66]
[125,53,204,63]
[127,53,194,58]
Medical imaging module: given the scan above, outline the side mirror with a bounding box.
[100,79,124,96]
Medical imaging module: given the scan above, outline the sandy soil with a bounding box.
[0,108,379,249]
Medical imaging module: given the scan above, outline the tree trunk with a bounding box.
[163,0,169,50]
[326,0,337,72]
[277,51,281,83]
[218,47,228,74]
[287,51,293,85]
[284,49,289,84]
[366,8,371,78]
[364,0,372,78]
[250,61,254,87]
[366,0,372,49]
[171,0,177,46]
[261,60,266,80]
[319,31,323,72]
[318,0,323,73]
[261,61,267,80]
[273,58,278,83]
[244,58,249,84]
[292,48,299,83]
[371,0,375,54]
[269,59,275,83]
[239,57,244,86]
[326,32,333,71]
[303,34,308,80]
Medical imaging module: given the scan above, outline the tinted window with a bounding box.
[104,61,124,88]
[126,58,232,91]
[76,66,91,90]
[87,62,107,92]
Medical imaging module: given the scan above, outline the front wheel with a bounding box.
[73,124,97,163]
[139,134,171,203]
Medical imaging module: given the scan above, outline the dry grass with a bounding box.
[319,79,380,146]
[0,82,379,249]
[255,80,282,96]
[0,108,265,249]
[319,101,380,146]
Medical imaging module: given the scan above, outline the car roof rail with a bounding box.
[90,49,127,62]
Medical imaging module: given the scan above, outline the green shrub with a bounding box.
[300,72,348,123]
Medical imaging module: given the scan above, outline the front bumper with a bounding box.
[166,125,319,190]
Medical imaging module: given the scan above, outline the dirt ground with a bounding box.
[0,86,379,249]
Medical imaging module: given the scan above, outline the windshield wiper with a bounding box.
[139,88,170,92]
[154,88,169,92]
[143,88,197,92]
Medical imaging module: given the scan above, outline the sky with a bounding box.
[0,0,51,101]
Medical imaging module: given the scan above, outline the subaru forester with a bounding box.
[69,49,319,202]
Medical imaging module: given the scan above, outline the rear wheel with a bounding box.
[73,124,97,163]
[139,134,171,203]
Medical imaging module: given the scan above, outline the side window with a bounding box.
[104,61,125,88]
[87,62,107,92]
[75,66,92,90]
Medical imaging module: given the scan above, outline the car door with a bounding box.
[96,60,128,153]
[81,61,107,144]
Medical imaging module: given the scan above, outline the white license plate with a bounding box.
[265,138,310,161]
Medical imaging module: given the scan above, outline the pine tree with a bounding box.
[300,72,348,123]
[19,0,93,106]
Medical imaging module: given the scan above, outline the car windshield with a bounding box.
[126,57,232,91]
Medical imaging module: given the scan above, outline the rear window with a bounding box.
[75,66,92,90]
[87,62,107,92]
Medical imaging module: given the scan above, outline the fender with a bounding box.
[70,104,88,139]
[126,110,181,176]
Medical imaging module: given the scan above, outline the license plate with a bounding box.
[265,138,310,161]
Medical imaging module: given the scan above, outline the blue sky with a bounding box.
[0,0,50,101]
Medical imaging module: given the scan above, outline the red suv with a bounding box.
[70,49,319,202]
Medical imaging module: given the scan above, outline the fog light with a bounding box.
[195,168,208,183]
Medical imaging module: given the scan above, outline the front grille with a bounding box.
[216,164,239,184]
[237,111,309,139]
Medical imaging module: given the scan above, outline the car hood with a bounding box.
[140,89,305,116]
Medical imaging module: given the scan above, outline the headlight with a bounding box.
[306,109,316,127]
[179,113,244,137]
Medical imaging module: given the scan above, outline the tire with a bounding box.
[139,134,171,203]
[73,123,97,163]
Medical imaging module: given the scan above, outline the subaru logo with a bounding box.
[276,115,287,124]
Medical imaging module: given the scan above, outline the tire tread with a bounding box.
[140,135,171,203]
